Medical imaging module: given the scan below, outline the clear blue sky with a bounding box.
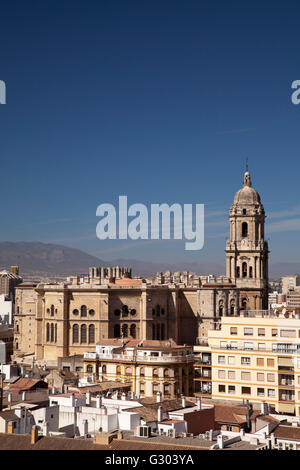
[0,0,300,265]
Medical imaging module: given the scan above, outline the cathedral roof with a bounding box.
[233,169,262,206]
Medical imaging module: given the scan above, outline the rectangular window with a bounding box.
[257,388,265,396]
[218,356,225,363]
[228,385,235,394]
[241,371,251,380]
[219,385,226,393]
[228,356,235,365]
[258,328,265,336]
[241,357,250,365]
[244,342,253,350]
[230,327,238,335]
[267,373,275,382]
[280,329,296,338]
[220,341,227,349]
[258,343,265,350]
[257,358,264,366]
[218,370,226,379]
[244,328,253,336]
[272,329,278,337]
[230,342,238,349]
[268,389,275,397]
[242,386,251,395]
[267,358,275,367]
[257,373,265,381]
[228,370,236,380]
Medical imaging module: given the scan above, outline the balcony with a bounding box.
[84,351,194,363]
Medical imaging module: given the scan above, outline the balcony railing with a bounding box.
[84,352,194,363]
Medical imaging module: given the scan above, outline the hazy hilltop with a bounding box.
[0,241,297,279]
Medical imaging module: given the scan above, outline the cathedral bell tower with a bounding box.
[225,164,269,310]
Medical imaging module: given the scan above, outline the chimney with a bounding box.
[70,392,75,407]
[22,391,26,401]
[261,402,269,415]
[197,397,201,410]
[86,391,91,406]
[217,434,224,449]
[96,395,102,408]
[31,425,39,445]
[7,422,14,434]
[157,405,163,422]
[181,395,186,408]
[8,392,12,409]
[156,392,161,403]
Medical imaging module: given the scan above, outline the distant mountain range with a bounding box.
[0,241,298,280]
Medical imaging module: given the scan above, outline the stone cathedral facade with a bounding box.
[13,167,269,364]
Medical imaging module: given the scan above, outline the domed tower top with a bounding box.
[231,162,264,212]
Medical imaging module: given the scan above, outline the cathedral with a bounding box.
[13,167,269,364]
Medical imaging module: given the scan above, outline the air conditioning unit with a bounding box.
[137,426,151,438]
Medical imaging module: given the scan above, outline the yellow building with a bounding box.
[198,310,300,415]
[83,339,195,399]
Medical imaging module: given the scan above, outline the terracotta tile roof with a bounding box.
[258,415,281,424]
[214,404,248,425]
[0,434,204,450]
[110,279,142,286]
[0,411,19,421]
[127,398,196,423]
[71,382,131,394]
[8,378,48,391]
[274,425,300,441]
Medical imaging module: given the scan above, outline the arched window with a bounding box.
[242,298,247,310]
[73,324,79,343]
[242,262,247,278]
[122,324,128,338]
[249,266,253,278]
[122,305,129,316]
[46,308,50,314]
[243,209,247,215]
[140,367,144,377]
[50,323,54,342]
[152,308,156,317]
[152,324,156,340]
[130,324,136,339]
[153,368,158,377]
[102,365,107,373]
[54,324,57,343]
[242,222,248,237]
[80,305,87,317]
[130,309,136,316]
[116,365,121,375]
[156,305,160,317]
[87,364,93,373]
[89,309,95,316]
[46,323,50,342]
[114,324,120,338]
[161,308,165,315]
[73,309,79,315]
[236,266,240,278]
[161,323,165,340]
[219,301,224,317]
[125,367,132,376]
[164,368,169,377]
[230,300,235,316]
[50,305,55,316]
[88,324,95,343]
[81,324,87,343]
[114,309,120,317]
[156,324,161,340]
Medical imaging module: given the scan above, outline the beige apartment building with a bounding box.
[83,339,195,399]
[196,310,300,415]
